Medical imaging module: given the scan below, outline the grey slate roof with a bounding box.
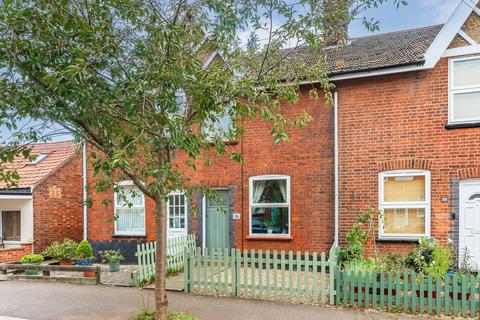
[284,24,443,78]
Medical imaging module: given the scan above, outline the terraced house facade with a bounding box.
[86,0,480,269]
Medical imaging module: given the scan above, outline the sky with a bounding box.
[0,0,463,143]
[349,0,461,38]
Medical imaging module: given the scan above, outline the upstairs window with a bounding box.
[379,170,430,240]
[114,181,145,236]
[449,56,480,124]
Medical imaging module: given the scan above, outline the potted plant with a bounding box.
[75,240,95,277]
[43,238,78,265]
[264,219,275,234]
[102,250,124,272]
[19,254,44,276]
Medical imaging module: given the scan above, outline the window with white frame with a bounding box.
[249,175,290,236]
[1,210,21,241]
[114,181,145,235]
[168,192,187,231]
[379,170,430,240]
[449,56,480,124]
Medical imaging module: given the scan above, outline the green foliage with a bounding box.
[169,312,200,320]
[135,311,155,320]
[343,258,376,279]
[20,253,44,264]
[425,247,452,279]
[380,253,406,273]
[338,244,364,267]
[101,250,124,262]
[339,208,381,267]
[43,239,79,261]
[135,311,199,320]
[75,240,93,259]
[405,237,437,274]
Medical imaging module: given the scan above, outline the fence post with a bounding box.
[183,247,189,292]
[329,250,336,305]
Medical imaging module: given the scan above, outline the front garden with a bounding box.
[336,210,479,317]
[0,238,128,284]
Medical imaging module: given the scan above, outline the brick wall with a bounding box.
[87,85,335,256]
[336,57,480,257]
[0,244,33,263]
[33,153,84,252]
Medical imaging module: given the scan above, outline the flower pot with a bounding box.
[59,259,73,266]
[23,263,40,276]
[75,258,93,266]
[75,258,95,277]
[108,260,120,272]
[83,271,97,277]
[267,228,273,234]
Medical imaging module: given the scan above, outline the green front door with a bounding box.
[206,190,230,249]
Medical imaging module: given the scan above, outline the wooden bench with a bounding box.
[0,264,101,284]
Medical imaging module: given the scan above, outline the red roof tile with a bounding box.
[0,140,79,189]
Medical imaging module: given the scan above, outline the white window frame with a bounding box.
[167,190,188,236]
[0,209,22,244]
[113,180,146,236]
[249,175,291,237]
[448,55,480,124]
[378,170,431,240]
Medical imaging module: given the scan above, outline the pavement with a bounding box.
[0,281,441,320]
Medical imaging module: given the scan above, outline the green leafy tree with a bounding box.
[0,1,406,318]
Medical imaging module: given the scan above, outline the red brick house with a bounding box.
[0,141,84,262]
[86,0,480,269]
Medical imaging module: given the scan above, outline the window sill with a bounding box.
[111,234,147,238]
[246,235,293,241]
[445,122,480,130]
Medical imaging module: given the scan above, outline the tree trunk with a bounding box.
[155,196,168,320]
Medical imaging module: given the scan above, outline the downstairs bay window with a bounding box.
[114,181,146,236]
[249,175,290,237]
[378,170,430,240]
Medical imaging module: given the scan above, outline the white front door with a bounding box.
[459,180,480,271]
[167,192,188,238]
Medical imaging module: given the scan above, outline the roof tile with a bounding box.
[0,140,78,189]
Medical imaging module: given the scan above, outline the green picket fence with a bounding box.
[184,245,337,305]
[134,234,196,284]
[336,270,480,318]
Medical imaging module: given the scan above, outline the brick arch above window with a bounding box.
[250,165,293,177]
[378,159,433,172]
[458,167,480,180]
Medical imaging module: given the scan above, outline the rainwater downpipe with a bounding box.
[334,91,339,246]
[82,141,88,240]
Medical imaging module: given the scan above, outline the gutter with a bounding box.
[82,141,88,240]
[334,91,339,246]
[328,60,425,78]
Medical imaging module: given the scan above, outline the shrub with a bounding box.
[101,249,124,262]
[338,243,364,267]
[43,238,78,261]
[343,259,376,279]
[20,254,44,264]
[75,240,93,259]
[425,247,452,279]
[381,253,406,273]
